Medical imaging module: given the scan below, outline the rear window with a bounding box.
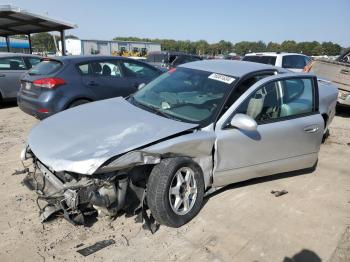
[282,55,306,69]
[242,55,277,65]
[28,60,62,75]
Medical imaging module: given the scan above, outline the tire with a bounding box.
[147,157,205,228]
[68,99,90,108]
[322,128,330,143]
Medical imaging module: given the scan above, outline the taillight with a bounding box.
[33,78,66,89]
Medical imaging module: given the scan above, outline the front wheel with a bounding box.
[147,157,204,227]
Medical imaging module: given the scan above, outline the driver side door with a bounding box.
[213,74,324,187]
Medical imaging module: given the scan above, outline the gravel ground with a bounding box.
[0,103,349,262]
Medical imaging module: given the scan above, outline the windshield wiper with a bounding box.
[129,97,180,121]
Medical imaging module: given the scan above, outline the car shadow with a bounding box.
[336,105,350,117]
[203,166,316,205]
[0,100,17,109]
[283,249,321,262]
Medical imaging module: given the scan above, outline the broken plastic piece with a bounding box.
[12,168,29,175]
[77,239,115,256]
[271,190,288,197]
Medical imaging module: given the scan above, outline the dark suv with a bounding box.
[17,56,162,119]
[146,51,202,70]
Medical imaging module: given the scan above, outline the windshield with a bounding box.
[242,55,277,65]
[132,67,236,125]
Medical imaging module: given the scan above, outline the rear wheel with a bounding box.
[68,99,90,109]
[147,157,204,228]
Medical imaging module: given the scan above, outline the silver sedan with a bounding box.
[21,60,338,228]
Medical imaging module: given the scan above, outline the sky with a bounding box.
[3,0,350,47]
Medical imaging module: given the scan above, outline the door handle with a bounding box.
[304,126,319,133]
[0,74,5,77]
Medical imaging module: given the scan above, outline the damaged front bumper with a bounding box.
[22,149,133,225]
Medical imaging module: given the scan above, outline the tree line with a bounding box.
[25,33,344,56]
[114,37,343,56]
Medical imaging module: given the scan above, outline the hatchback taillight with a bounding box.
[33,78,66,89]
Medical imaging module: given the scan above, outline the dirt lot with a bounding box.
[0,103,349,262]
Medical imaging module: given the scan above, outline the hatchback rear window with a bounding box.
[242,55,277,65]
[29,60,62,75]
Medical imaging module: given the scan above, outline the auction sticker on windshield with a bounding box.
[208,73,235,84]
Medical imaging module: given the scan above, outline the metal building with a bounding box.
[59,39,161,56]
[0,36,30,53]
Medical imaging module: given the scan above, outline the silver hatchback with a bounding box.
[0,52,41,104]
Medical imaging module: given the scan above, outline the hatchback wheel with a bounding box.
[147,157,204,227]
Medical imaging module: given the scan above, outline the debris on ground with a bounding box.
[271,190,288,197]
[75,243,84,248]
[76,239,115,256]
[12,168,29,175]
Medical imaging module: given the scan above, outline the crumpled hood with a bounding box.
[28,97,197,174]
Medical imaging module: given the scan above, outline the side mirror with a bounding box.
[138,83,146,90]
[230,113,258,131]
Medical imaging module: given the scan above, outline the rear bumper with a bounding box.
[17,92,56,119]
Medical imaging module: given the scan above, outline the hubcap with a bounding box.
[168,167,197,215]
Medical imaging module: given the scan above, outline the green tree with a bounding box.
[321,42,342,56]
[266,42,281,52]
[280,40,298,52]
[31,32,58,52]
[312,45,324,56]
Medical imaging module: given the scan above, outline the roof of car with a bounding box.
[44,55,145,63]
[245,52,307,57]
[180,59,279,77]
[148,51,200,57]
[0,52,40,58]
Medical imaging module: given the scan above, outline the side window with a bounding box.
[78,63,90,75]
[236,81,281,122]
[221,73,275,116]
[91,61,122,77]
[0,57,26,70]
[280,78,314,117]
[235,77,314,123]
[282,55,306,69]
[122,61,159,78]
[27,57,41,69]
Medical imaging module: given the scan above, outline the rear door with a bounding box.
[80,59,131,100]
[0,56,27,98]
[213,74,324,187]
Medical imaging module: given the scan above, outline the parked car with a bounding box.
[17,56,162,119]
[21,60,337,228]
[0,52,41,105]
[146,51,202,70]
[305,48,350,107]
[242,52,311,72]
